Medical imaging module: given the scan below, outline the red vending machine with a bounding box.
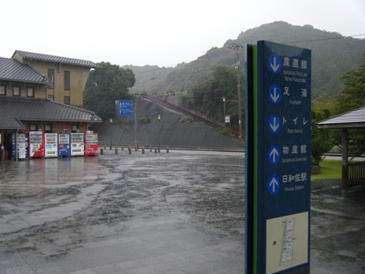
[28,131,45,158]
[84,131,98,156]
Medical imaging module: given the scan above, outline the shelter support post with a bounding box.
[342,128,349,190]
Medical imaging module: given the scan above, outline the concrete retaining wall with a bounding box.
[97,97,243,150]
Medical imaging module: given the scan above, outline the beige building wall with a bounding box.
[0,80,47,99]
[12,53,92,108]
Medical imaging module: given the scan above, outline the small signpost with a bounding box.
[245,41,311,273]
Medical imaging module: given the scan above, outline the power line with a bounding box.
[287,33,365,44]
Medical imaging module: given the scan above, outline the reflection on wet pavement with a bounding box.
[0,151,364,273]
[0,151,244,273]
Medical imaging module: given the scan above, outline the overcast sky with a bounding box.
[1,0,364,67]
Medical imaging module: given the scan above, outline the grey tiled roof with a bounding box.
[0,57,49,84]
[0,97,102,130]
[317,106,365,129]
[14,50,97,68]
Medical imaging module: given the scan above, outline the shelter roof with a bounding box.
[0,97,102,130]
[317,106,365,129]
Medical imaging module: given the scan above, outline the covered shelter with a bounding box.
[317,106,365,191]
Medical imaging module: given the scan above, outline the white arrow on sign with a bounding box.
[270,56,280,73]
[269,176,279,193]
[270,87,280,103]
[270,116,280,133]
[269,147,279,163]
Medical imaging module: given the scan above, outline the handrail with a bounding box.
[141,94,242,138]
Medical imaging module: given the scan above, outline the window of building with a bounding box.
[0,85,6,96]
[64,96,70,105]
[48,69,54,89]
[64,71,70,90]
[29,124,38,131]
[13,86,21,96]
[27,87,34,97]
[48,95,54,101]
[72,125,79,133]
[44,124,53,133]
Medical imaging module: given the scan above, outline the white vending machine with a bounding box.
[71,133,84,156]
[45,133,58,157]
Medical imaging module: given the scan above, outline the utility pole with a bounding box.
[222,97,226,124]
[228,43,244,139]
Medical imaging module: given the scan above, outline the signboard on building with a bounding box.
[245,41,311,274]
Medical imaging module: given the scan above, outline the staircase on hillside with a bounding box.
[140,94,241,139]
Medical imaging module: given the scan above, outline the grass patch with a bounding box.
[311,159,342,180]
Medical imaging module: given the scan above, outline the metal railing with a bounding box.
[348,161,365,186]
[141,94,242,138]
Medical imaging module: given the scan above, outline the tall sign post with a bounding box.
[245,41,311,273]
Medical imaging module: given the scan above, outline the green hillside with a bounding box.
[128,21,365,99]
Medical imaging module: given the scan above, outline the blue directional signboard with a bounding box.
[245,41,311,274]
[117,100,133,116]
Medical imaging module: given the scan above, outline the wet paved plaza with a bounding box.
[0,150,365,273]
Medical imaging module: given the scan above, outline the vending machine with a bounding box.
[10,132,28,159]
[84,131,98,156]
[45,133,58,158]
[71,133,84,156]
[28,131,44,158]
[58,132,71,157]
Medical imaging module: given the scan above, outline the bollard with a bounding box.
[110,145,112,150]
[100,148,104,155]
[122,146,124,151]
[115,148,118,154]
[166,147,169,153]
[129,148,132,154]
[150,147,152,152]
[142,147,145,154]
[155,148,157,153]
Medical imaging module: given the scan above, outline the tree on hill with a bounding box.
[190,65,243,132]
[84,62,135,121]
[334,54,365,157]
[132,21,365,101]
[335,54,365,114]
[310,92,338,166]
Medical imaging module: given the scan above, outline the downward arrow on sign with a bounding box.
[270,87,280,103]
[270,116,280,133]
[270,56,280,72]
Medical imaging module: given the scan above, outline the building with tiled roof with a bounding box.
[12,50,97,108]
[0,51,101,160]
